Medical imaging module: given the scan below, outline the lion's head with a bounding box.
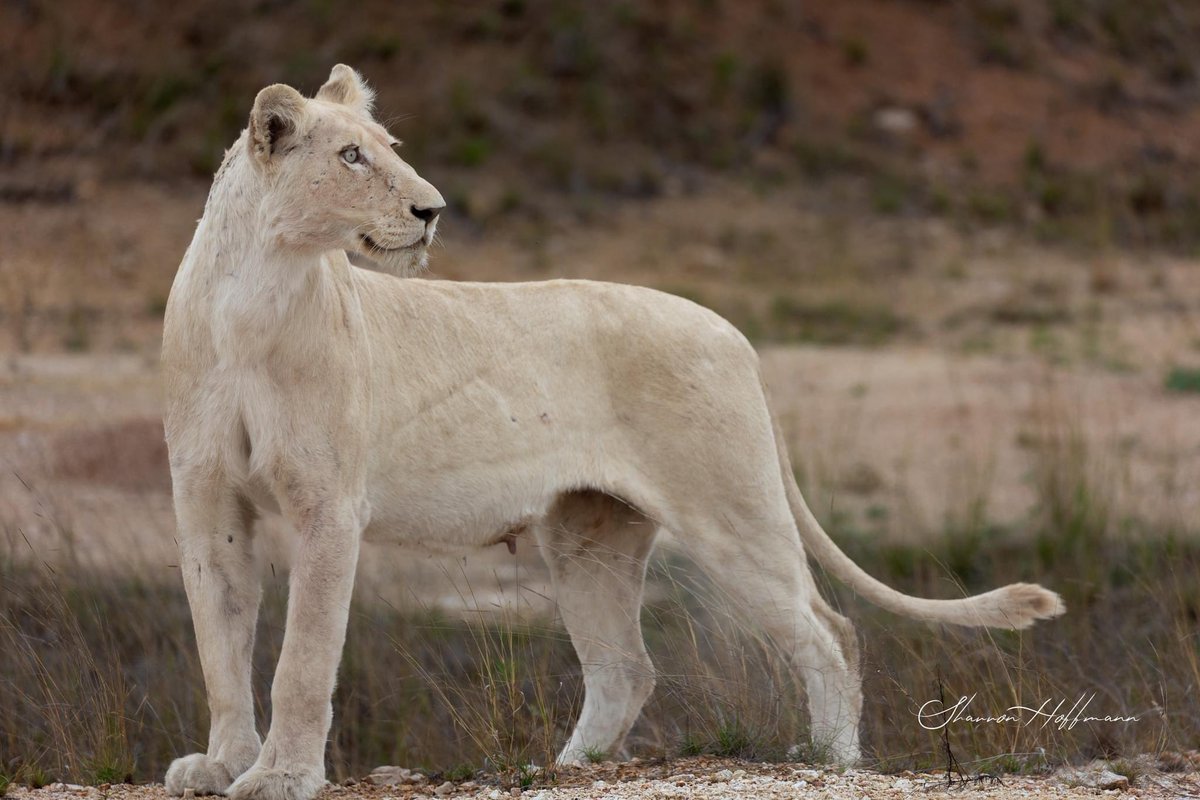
[246,64,444,275]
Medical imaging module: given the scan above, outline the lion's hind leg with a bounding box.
[678,508,863,765]
[535,491,659,766]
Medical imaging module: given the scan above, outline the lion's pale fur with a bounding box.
[162,66,1064,800]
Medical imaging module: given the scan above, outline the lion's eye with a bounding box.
[341,146,360,164]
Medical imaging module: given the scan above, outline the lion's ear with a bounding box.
[249,83,306,164]
[316,64,375,116]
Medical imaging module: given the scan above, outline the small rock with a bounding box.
[368,766,410,786]
[509,788,522,797]
[893,777,913,792]
[591,779,607,789]
[487,790,504,800]
[1055,761,1130,791]
[794,769,821,782]
[1157,750,1200,771]
[874,107,918,136]
[732,769,745,778]
[433,780,455,796]
[667,773,694,782]
[714,769,734,782]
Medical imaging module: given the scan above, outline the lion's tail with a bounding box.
[768,410,1065,630]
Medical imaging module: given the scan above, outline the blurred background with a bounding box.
[1,0,1198,789]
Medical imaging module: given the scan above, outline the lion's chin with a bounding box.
[345,246,429,277]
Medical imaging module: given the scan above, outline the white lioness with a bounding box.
[162,65,1064,800]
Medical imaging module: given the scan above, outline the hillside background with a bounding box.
[2,0,1199,786]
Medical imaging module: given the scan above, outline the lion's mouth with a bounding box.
[360,234,424,253]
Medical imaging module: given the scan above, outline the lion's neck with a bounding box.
[173,135,347,363]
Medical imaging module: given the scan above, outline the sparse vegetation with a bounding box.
[840,37,869,68]
[3,475,1197,785]
[1164,367,1200,394]
[768,296,905,346]
[580,746,608,765]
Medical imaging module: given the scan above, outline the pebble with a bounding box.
[433,780,454,796]
[368,766,427,786]
[713,769,734,782]
[1054,762,1130,791]
[874,106,918,136]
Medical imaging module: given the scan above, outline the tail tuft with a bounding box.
[993,582,1067,629]
[961,582,1066,630]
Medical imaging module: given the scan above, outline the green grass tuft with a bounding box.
[1164,366,1200,394]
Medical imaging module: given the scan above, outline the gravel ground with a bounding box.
[9,757,1199,800]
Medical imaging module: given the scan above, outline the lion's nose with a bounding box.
[411,203,443,224]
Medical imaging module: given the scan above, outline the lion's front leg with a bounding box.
[228,497,363,800]
[166,478,263,796]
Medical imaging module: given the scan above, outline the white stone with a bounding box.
[874,107,918,136]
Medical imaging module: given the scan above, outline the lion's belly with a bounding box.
[360,464,560,550]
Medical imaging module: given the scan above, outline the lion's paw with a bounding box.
[227,766,325,800]
[166,754,236,796]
